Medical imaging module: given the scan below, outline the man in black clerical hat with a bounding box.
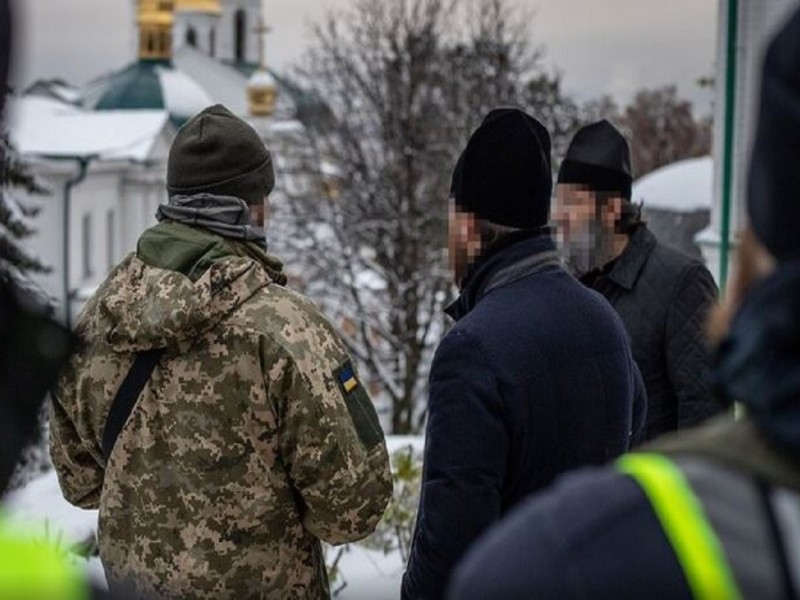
[401,108,646,600]
[554,120,726,443]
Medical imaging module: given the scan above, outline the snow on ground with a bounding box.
[2,435,425,596]
[333,544,405,600]
[3,470,96,544]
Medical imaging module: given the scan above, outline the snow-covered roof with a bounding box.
[156,66,214,121]
[633,156,713,213]
[8,96,170,162]
[82,59,212,126]
[25,80,82,105]
[173,46,250,116]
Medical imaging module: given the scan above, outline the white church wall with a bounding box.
[119,177,168,257]
[174,12,222,58]
[119,131,170,257]
[15,164,123,324]
[68,169,126,319]
[218,0,262,65]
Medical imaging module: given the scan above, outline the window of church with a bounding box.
[210,28,216,57]
[82,214,93,280]
[187,26,198,48]
[106,210,115,272]
[235,9,247,63]
[160,30,171,55]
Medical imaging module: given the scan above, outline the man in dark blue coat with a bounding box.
[401,108,647,600]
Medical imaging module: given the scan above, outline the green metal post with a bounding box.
[719,0,739,293]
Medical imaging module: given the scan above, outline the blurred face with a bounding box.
[249,196,269,229]
[449,204,483,287]
[553,183,622,276]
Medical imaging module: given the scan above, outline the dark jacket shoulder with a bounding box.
[588,226,722,440]
[447,465,690,600]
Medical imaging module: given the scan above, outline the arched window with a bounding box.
[235,9,247,63]
[160,30,171,55]
[209,28,216,57]
[186,26,197,48]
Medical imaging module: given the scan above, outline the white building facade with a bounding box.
[14,1,328,327]
[8,97,172,325]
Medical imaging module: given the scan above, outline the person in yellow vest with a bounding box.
[0,520,89,600]
[448,8,800,600]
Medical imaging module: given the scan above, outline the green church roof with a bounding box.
[88,59,213,127]
[94,60,170,112]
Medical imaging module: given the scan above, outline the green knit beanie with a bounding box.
[167,104,275,205]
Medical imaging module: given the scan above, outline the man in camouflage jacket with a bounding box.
[50,105,393,600]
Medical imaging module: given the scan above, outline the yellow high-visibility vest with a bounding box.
[618,453,743,600]
[0,515,88,600]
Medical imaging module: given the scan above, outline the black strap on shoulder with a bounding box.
[102,349,165,461]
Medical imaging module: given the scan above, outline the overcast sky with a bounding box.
[12,0,718,114]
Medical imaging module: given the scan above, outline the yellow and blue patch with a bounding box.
[334,360,383,449]
[339,365,359,393]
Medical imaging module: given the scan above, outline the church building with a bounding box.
[8,0,331,326]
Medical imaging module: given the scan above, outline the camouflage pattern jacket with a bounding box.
[51,222,393,600]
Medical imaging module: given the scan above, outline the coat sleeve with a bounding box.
[402,329,507,600]
[630,362,648,447]
[49,374,105,510]
[266,332,393,546]
[665,263,726,429]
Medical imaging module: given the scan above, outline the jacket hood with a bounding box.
[714,260,800,458]
[94,222,283,353]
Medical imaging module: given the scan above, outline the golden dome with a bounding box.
[174,0,222,15]
[248,69,278,117]
[138,0,175,26]
[137,0,174,60]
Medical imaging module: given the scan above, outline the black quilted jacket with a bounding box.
[582,226,727,442]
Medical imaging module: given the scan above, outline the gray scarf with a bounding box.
[157,194,267,250]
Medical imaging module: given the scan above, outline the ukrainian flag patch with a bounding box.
[339,365,359,393]
[335,360,383,450]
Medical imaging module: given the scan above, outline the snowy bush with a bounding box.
[362,443,422,563]
[325,440,424,596]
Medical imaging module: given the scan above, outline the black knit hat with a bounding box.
[748,8,800,262]
[167,104,275,205]
[558,120,632,199]
[453,108,552,228]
